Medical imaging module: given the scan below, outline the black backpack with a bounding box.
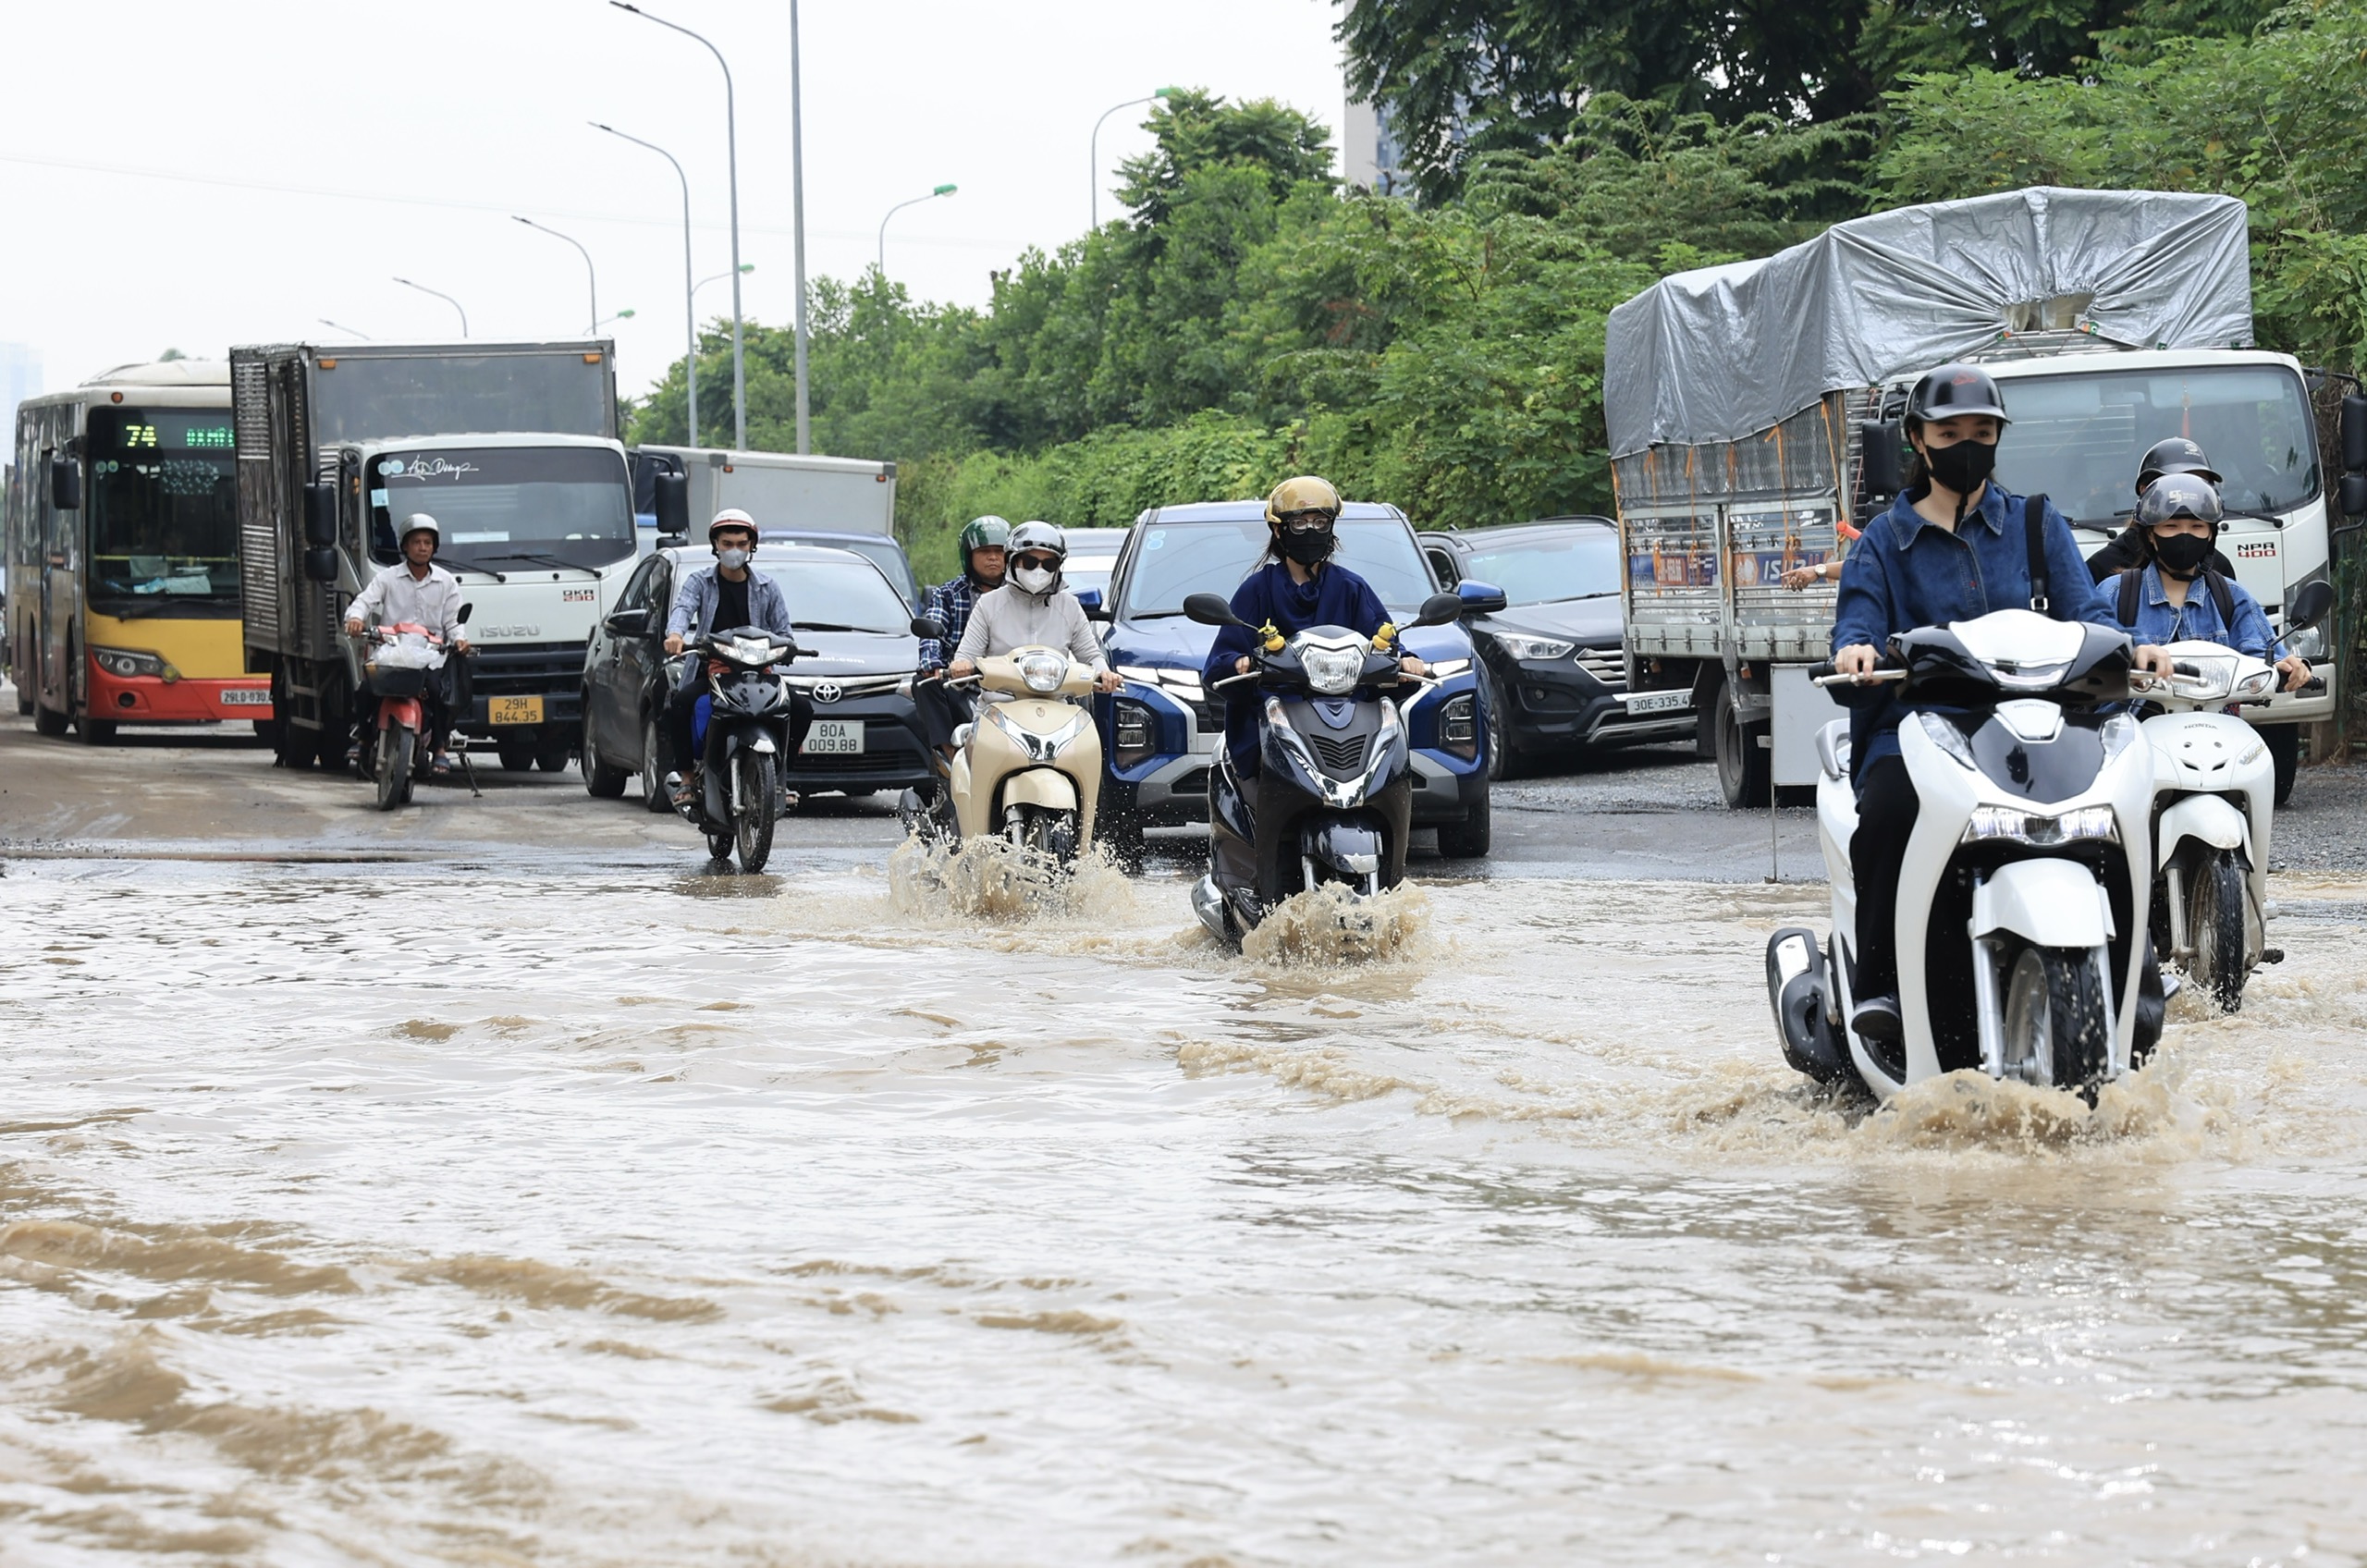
[2112,562,2235,629]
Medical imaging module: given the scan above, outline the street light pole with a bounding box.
[513,216,598,335]
[391,277,468,337]
[593,121,700,447]
[318,319,374,340]
[694,263,754,300]
[877,184,957,275]
[611,1,745,449]
[1091,87,1177,229]
[790,0,810,454]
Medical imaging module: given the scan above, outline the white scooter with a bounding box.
[2132,581,2333,1012]
[1767,609,2155,1101]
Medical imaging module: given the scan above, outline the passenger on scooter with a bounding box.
[343,514,470,774]
[1201,476,1429,898]
[915,516,1011,765]
[947,521,1122,692]
[1831,364,2174,1045]
[2108,472,2312,690]
[2085,436,2237,583]
[662,508,803,807]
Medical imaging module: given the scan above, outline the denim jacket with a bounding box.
[1832,484,2116,778]
[665,563,795,640]
[2114,563,2285,660]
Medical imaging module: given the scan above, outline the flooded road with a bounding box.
[6,843,2367,1565]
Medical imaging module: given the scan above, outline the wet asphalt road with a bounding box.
[4,685,2363,876]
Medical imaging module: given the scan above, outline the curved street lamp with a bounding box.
[593,121,701,446]
[318,318,374,341]
[391,277,468,337]
[513,215,598,336]
[1092,87,1178,229]
[877,184,956,275]
[610,1,748,449]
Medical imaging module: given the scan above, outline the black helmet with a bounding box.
[2135,436,2222,495]
[2136,472,2223,533]
[1905,363,2011,429]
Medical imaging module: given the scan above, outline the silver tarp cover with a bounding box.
[1603,187,2253,458]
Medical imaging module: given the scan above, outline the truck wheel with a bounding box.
[76,716,117,745]
[2262,723,2300,806]
[33,703,69,738]
[1714,692,1771,809]
[15,686,31,717]
[496,737,534,771]
[1436,788,1492,858]
[534,732,572,772]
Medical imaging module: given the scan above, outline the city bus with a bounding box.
[6,359,272,741]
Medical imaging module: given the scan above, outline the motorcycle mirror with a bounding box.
[457,602,474,624]
[1182,593,1245,628]
[652,472,691,539]
[2286,580,2335,630]
[910,615,946,641]
[1411,591,1466,628]
[1858,418,1904,498]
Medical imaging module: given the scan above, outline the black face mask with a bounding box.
[2151,531,2215,579]
[1280,528,1335,567]
[1922,437,1997,496]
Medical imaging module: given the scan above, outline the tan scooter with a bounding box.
[945,645,1104,866]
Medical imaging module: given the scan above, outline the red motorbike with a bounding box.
[360,622,470,810]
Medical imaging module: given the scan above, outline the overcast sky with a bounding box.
[0,0,1349,410]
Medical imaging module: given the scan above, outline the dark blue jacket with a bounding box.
[1832,484,2116,778]
[1206,560,1392,774]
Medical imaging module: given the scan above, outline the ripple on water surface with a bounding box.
[1,857,2363,1564]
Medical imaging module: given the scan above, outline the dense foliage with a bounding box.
[625,2,2367,583]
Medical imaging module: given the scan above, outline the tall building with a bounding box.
[1,342,42,442]
[1339,94,1408,196]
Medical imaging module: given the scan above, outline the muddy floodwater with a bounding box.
[3,850,2365,1565]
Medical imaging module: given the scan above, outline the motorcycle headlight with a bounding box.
[1917,711,1981,770]
[728,636,776,665]
[1495,634,1575,662]
[1298,643,1365,696]
[1961,803,2119,846]
[1018,652,1066,693]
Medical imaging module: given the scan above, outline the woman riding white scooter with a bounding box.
[1830,363,2175,1045]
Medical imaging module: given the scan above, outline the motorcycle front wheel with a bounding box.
[735,750,779,873]
[1999,943,2111,1098]
[375,723,416,812]
[2189,851,2249,1012]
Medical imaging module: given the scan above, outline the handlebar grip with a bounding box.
[1807,660,1838,680]
[2301,676,2328,695]
[2172,660,2203,677]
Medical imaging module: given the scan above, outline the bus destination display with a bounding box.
[92,410,238,454]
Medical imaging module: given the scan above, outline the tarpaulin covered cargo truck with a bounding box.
[234,340,672,772]
[1603,186,2363,808]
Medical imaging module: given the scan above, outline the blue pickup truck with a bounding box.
[1089,500,1500,858]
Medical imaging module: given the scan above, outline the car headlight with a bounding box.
[1112,697,1155,767]
[91,646,171,680]
[1298,643,1364,696]
[1917,711,1981,770]
[1961,803,2119,846]
[2285,624,2325,660]
[1496,634,1574,662]
[1018,652,1067,693]
[1439,692,1478,761]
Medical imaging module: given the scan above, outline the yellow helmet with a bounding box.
[1264,475,1342,529]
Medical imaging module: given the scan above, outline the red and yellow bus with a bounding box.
[6,359,272,740]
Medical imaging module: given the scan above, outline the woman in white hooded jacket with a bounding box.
[948,521,1122,692]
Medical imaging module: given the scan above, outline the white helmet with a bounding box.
[1006,521,1066,594]
[708,507,759,546]
[399,513,440,549]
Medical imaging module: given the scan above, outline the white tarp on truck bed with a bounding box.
[1604,187,2253,459]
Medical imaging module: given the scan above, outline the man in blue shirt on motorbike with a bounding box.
[1831,363,2174,1045]
[662,508,799,807]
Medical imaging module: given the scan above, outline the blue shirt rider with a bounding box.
[1827,363,2173,1047]
[2108,472,2312,692]
[660,508,798,807]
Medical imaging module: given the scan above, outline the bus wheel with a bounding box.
[76,717,118,745]
[33,704,69,738]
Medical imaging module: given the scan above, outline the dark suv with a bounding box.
[1420,518,1696,778]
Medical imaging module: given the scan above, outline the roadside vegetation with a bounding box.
[624,0,2367,582]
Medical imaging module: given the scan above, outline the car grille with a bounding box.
[471,642,588,696]
[1308,733,1368,774]
[790,674,907,702]
[1575,647,1626,691]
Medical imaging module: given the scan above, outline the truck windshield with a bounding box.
[83,406,240,611]
[1457,529,1622,606]
[1996,364,2317,524]
[1120,518,1434,618]
[370,446,633,571]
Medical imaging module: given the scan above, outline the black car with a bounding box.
[1420,518,1696,778]
[580,544,933,809]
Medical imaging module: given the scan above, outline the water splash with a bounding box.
[885,833,1139,926]
[1238,882,1432,967]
